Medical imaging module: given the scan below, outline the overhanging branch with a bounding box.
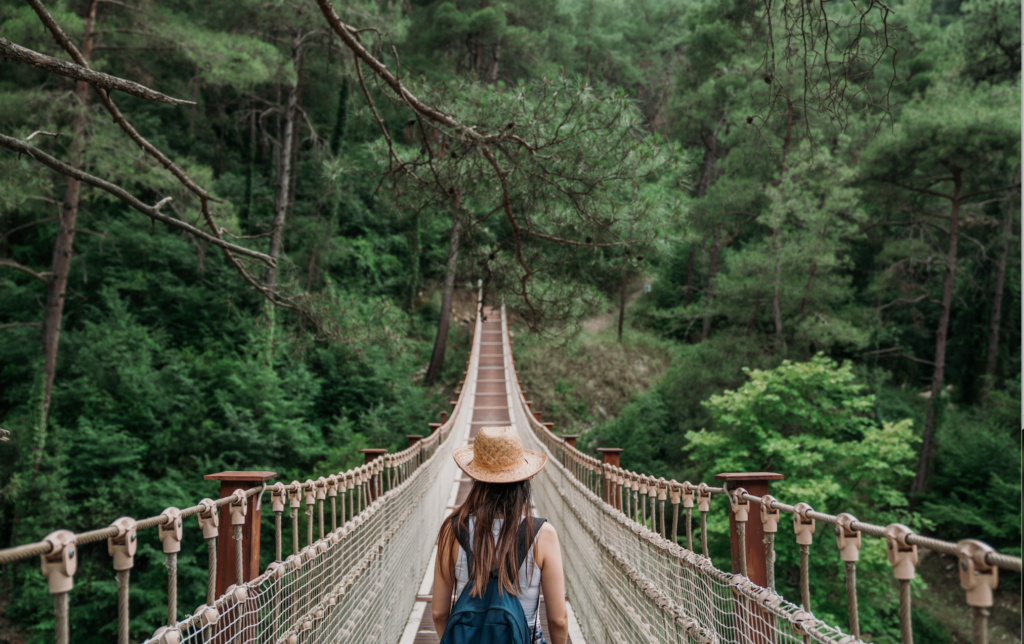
[0,37,194,106]
[0,134,273,264]
[0,259,51,283]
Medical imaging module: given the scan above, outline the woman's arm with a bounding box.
[431,527,458,638]
[536,523,569,644]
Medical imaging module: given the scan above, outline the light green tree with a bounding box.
[687,354,920,640]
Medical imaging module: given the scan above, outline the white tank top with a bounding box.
[454,517,542,626]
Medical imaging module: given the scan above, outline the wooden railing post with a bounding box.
[713,472,784,587]
[203,471,276,597]
[715,472,784,644]
[360,449,387,501]
[597,448,623,509]
[562,434,579,449]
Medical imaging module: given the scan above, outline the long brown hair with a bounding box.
[437,480,536,597]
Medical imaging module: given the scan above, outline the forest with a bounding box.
[0,0,1019,642]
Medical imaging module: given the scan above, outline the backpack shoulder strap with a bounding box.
[452,515,474,580]
[514,517,546,574]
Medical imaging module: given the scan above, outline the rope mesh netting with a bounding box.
[502,309,858,644]
[9,297,1016,644]
[167,452,453,644]
[139,312,479,644]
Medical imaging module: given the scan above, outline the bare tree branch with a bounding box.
[862,346,936,366]
[0,134,274,264]
[962,183,1021,200]
[24,0,301,309]
[0,322,43,330]
[24,130,60,142]
[0,259,51,283]
[0,37,194,106]
[0,217,59,242]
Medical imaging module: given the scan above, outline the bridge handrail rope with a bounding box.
[0,293,487,644]
[500,305,1019,644]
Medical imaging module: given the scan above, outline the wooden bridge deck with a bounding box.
[399,308,583,644]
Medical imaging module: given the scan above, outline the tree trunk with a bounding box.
[912,169,963,496]
[487,41,501,84]
[245,100,256,222]
[584,0,594,82]
[684,244,697,307]
[982,173,1018,402]
[265,35,302,292]
[748,291,761,332]
[329,79,349,157]
[771,100,795,341]
[36,0,97,466]
[689,116,725,316]
[287,62,302,219]
[425,196,462,385]
[702,228,720,341]
[407,211,421,311]
[617,265,627,342]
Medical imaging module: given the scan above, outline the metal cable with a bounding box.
[736,492,1021,573]
[0,488,264,565]
[671,502,679,543]
[116,570,130,644]
[292,507,299,556]
[165,552,177,626]
[306,503,314,547]
[898,578,913,644]
[973,606,989,644]
[54,592,69,644]
[686,507,693,551]
[737,522,747,577]
[330,498,337,532]
[318,500,325,540]
[206,537,216,605]
[233,524,243,585]
[274,510,282,562]
[700,510,709,558]
[799,544,811,611]
[659,499,666,538]
[844,561,859,638]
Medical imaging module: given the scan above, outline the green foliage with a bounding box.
[0,0,1021,642]
[591,332,780,480]
[692,355,919,513]
[691,356,922,642]
[920,375,1022,555]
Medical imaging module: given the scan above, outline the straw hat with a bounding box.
[453,426,547,483]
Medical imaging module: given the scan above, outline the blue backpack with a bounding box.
[439,516,547,644]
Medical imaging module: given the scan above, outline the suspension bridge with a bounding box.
[1,298,1019,644]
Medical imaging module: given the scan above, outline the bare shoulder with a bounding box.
[538,521,558,541]
[534,521,559,567]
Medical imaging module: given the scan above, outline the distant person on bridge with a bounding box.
[433,425,569,644]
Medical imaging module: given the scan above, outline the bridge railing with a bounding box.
[500,306,1020,644]
[0,298,485,644]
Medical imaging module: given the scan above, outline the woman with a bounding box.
[432,425,569,644]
